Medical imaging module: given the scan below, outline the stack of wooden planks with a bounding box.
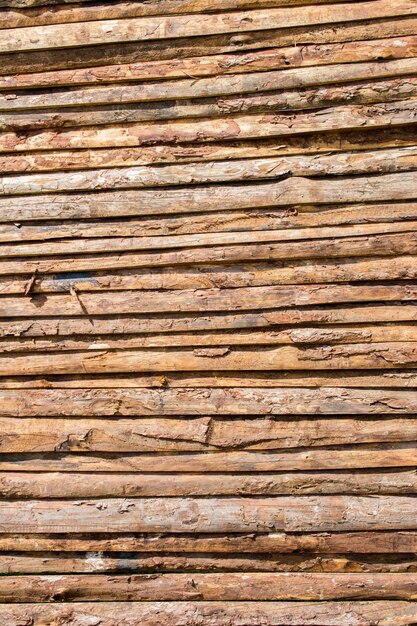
[0,0,416,623]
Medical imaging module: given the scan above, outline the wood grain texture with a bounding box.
[1,572,416,601]
[1,601,417,625]
[1,0,417,612]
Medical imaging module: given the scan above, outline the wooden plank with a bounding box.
[0,444,415,473]
[3,147,417,196]
[2,1,415,54]
[1,470,415,498]
[2,100,416,152]
[1,36,415,89]
[0,554,415,574]
[2,17,416,77]
[5,324,417,353]
[0,496,416,533]
[2,126,416,174]
[4,201,417,243]
[2,231,417,275]
[3,222,417,258]
[2,172,416,222]
[2,284,417,317]
[4,59,416,111]
[2,255,417,295]
[4,387,417,417]
[3,304,417,338]
[0,530,416,553]
[4,77,417,132]
[0,0,389,30]
[5,254,417,296]
[2,601,417,625]
[1,572,416,602]
[1,370,417,389]
[1,416,415,453]
[4,343,417,375]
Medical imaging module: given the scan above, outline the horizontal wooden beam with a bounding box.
[4,77,417,132]
[1,572,416,602]
[0,444,414,472]
[1,172,416,222]
[2,127,415,174]
[3,304,417,338]
[2,255,417,295]
[2,100,415,152]
[3,202,417,244]
[0,530,415,553]
[2,601,416,625]
[2,283,417,317]
[3,59,416,111]
[0,0,389,29]
[0,470,415,498]
[3,148,417,195]
[0,370,417,389]
[5,324,417,353]
[0,496,416,533]
[0,553,414,574]
[2,1,415,54]
[0,36,414,90]
[2,17,416,77]
[1,416,415,453]
[4,387,417,416]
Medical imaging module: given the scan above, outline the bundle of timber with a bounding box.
[0,0,417,623]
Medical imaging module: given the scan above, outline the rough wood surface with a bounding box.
[0,36,415,89]
[0,530,416,553]
[2,2,416,54]
[2,572,416,602]
[0,470,416,498]
[0,496,416,533]
[1,0,416,613]
[1,601,417,626]
[1,553,416,574]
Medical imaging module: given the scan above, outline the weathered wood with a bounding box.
[0,528,417,558]
[2,231,417,275]
[0,530,416,553]
[4,223,417,260]
[4,77,417,131]
[2,17,417,77]
[5,324,417,353]
[4,343,417,375]
[1,416,415,453]
[1,470,415,498]
[2,36,416,90]
[2,2,415,54]
[3,148,417,195]
[2,284,417,317]
[0,554,415,574]
[1,370,417,389]
[3,304,417,339]
[0,496,416,533]
[8,81,417,133]
[2,100,416,152]
[2,172,416,222]
[1,0,416,599]
[5,201,417,244]
[1,36,416,90]
[1,572,416,602]
[0,444,415,472]
[0,0,390,29]
[2,255,416,295]
[2,601,417,625]
[4,59,416,112]
[4,388,417,417]
[2,126,416,173]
